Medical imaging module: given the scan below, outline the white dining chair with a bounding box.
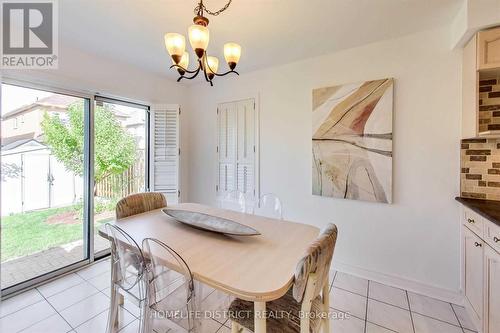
[252,193,283,219]
[105,223,147,333]
[218,190,252,213]
[142,238,201,333]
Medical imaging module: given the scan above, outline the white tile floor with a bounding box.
[0,259,476,333]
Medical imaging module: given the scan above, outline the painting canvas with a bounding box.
[312,78,393,203]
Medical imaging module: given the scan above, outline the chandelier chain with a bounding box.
[194,0,232,16]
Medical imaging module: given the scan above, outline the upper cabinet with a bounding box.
[478,27,500,70]
[462,27,500,139]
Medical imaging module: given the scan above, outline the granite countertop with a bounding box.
[456,197,500,227]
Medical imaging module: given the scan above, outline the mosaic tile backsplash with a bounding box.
[461,138,500,200]
[479,76,500,133]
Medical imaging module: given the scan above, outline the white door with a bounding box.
[22,152,50,211]
[217,102,237,194]
[236,99,256,195]
[485,245,500,333]
[217,99,257,201]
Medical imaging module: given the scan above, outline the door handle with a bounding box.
[475,242,482,247]
[467,218,475,224]
[494,237,499,243]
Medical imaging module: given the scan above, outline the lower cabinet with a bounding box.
[462,207,500,333]
[484,246,500,333]
[464,227,484,325]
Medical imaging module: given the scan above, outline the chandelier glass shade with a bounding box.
[177,52,190,75]
[223,42,241,70]
[164,33,186,64]
[188,24,210,58]
[165,0,240,86]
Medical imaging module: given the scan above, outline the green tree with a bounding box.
[41,102,136,189]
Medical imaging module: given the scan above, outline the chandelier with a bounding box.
[164,0,241,86]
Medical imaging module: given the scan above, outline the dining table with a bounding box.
[98,202,320,333]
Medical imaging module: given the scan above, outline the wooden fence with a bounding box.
[95,156,145,199]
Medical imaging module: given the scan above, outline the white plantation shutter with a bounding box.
[237,163,254,193]
[236,99,255,194]
[218,103,237,193]
[217,99,257,199]
[219,163,235,192]
[151,104,180,204]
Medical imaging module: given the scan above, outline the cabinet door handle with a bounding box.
[467,218,475,224]
[475,242,482,247]
[494,237,500,243]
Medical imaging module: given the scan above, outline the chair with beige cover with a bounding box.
[228,223,338,333]
[116,192,167,219]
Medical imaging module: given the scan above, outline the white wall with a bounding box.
[1,45,191,201]
[1,25,464,298]
[185,27,463,297]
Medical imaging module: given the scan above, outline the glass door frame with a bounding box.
[1,78,151,297]
[92,95,151,260]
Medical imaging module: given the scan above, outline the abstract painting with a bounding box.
[312,78,393,203]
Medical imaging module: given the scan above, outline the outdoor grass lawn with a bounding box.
[1,205,112,262]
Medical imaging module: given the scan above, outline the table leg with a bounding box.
[231,321,240,333]
[118,294,124,305]
[254,301,266,333]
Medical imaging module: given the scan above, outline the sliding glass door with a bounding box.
[92,97,149,257]
[1,83,89,290]
[0,83,150,294]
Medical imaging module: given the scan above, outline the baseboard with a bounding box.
[332,260,464,305]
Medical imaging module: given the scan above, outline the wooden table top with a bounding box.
[98,203,319,302]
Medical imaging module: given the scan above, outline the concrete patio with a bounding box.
[1,236,109,289]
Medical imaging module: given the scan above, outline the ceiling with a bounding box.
[59,0,463,82]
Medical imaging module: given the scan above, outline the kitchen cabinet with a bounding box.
[478,27,500,70]
[484,245,500,333]
[463,226,484,325]
[461,206,500,332]
[462,27,500,138]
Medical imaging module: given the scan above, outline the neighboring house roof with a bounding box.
[111,109,130,120]
[1,132,36,147]
[2,139,35,151]
[2,95,81,120]
[36,95,81,108]
[125,121,144,128]
[1,138,46,151]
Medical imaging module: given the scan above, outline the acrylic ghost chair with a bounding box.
[105,192,168,333]
[105,223,148,333]
[229,224,338,333]
[217,190,253,213]
[252,193,283,219]
[142,238,201,333]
